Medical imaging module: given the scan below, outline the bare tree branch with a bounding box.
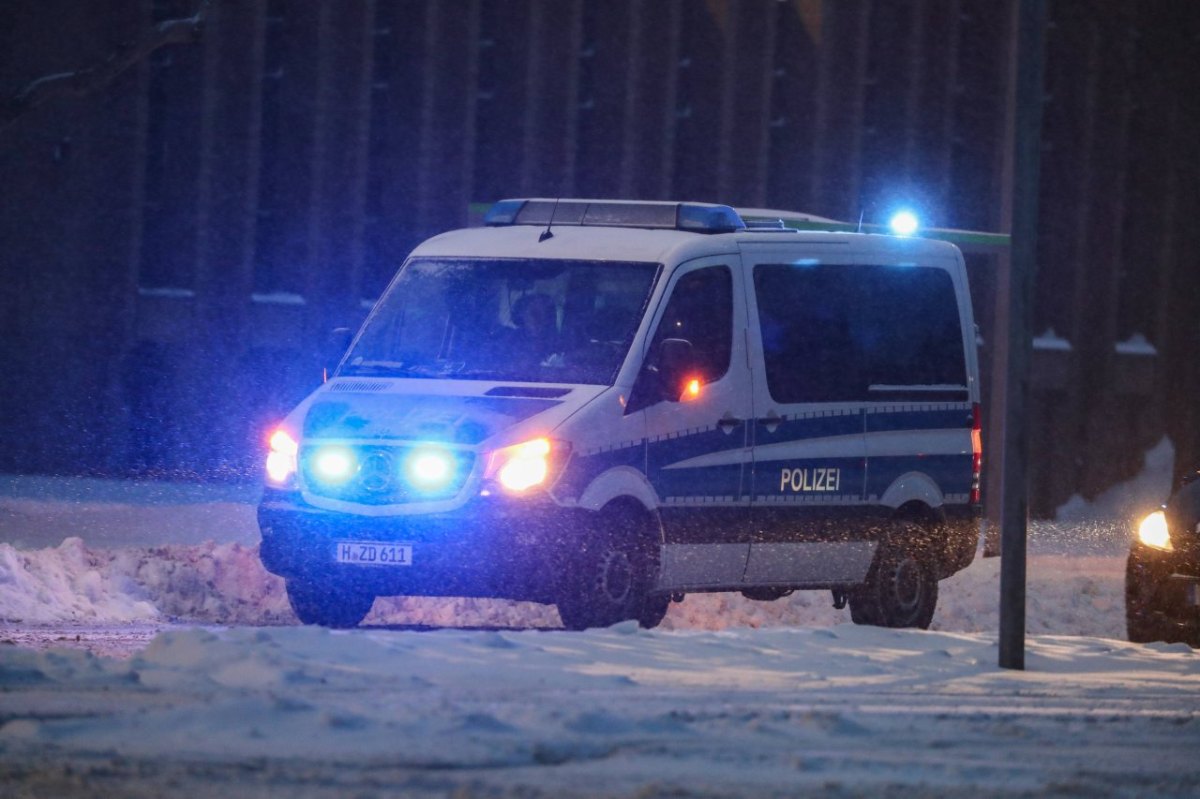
[1,2,210,133]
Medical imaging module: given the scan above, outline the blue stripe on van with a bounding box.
[865,407,972,433]
[865,454,973,501]
[758,410,863,439]
[554,442,644,503]
[649,427,748,500]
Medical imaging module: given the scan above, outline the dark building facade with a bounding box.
[2,0,1198,516]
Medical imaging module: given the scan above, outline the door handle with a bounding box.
[717,414,743,434]
[759,410,782,434]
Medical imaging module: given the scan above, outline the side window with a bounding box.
[753,262,967,405]
[647,266,733,383]
[754,264,862,403]
[857,266,966,388]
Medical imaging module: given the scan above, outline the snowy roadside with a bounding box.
[2,621,1197,797]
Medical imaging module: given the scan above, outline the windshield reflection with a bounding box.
[343,258,660,385]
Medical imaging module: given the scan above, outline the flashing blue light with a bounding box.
[406,449,453,490]
[889,210,920,236]
[675,203,746,233]
[483,199,746,233]
[313,447,356,484]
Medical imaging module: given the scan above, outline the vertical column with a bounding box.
[808,0,872,218]
[416,0,482,234]
[306,0,374,336]
[1075,7,1137,496]
[716,0,778,207]
[519,0,584,196]
[192,0,267,468]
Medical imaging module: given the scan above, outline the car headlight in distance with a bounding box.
[484,437,569,494]
[1137,510,1173,551]
[266,428,299,485]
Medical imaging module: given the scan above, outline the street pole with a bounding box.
[999,0,1047,671]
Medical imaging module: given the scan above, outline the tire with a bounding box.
[849,534,938,630]
[556,506,666,631]
[286,580,375,629]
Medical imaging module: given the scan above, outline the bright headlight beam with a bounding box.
[497,438,551,492]
[1137,510,1172,551]
[266,428,298,484]
[313,447,356,483]
[407,449,453,489]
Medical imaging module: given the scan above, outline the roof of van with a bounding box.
[410,218,965,265]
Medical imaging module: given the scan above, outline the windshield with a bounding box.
[342,257,661,384]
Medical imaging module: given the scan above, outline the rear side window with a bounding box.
[855,266,967,389]
[754,263,965,403]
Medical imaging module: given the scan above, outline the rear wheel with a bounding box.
[556,506,666,631]
[286,580,375,628]
[849,532,938,629]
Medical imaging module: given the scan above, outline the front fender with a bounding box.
[574,466,660,514]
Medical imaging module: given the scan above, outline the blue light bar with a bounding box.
[483,199,746,234]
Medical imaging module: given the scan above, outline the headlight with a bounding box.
[1136,510,1173,551]
[405,447,454,490]
[312,446,356,484]
[484,438,569,494]
[266,428,299,485]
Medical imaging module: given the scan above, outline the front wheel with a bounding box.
[556,507,666,631]
[286,580,375,628]
[849,536,938,629]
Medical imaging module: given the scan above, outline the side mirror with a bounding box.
[323,327,355,380]
[657,338,696,402]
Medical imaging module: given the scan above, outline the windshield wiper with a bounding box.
[342,360,477,379]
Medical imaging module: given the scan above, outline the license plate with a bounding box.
[335,541,413,566]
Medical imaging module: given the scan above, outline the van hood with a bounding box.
[299,380,604,446]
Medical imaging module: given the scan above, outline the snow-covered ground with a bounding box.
[1,442,1197,797]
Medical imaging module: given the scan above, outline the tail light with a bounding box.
[970,403,983,505]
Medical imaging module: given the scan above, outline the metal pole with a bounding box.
[999,0,1047,671]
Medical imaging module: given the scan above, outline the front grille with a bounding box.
[300,444,475,505]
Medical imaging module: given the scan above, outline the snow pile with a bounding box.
[0,535,1128,639]
[1,624,1197,796]
[0,537,158,623]
[0,538,292,625]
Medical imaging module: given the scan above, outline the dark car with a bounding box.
[1126,471,1200,645]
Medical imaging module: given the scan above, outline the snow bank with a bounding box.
[0,462,1149,637]
[0,534,1128,640]
[0,538,291,625]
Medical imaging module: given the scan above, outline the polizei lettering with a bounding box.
[779,467,841,493]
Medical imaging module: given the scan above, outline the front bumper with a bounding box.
[258,488,581,603]
[1126,541,1200,633]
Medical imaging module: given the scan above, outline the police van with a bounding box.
[258,199,983,630]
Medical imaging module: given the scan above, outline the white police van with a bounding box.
[258,199,983,630]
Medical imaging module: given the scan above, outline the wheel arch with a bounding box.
[879,471,945,512]
[574,465,660,515]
